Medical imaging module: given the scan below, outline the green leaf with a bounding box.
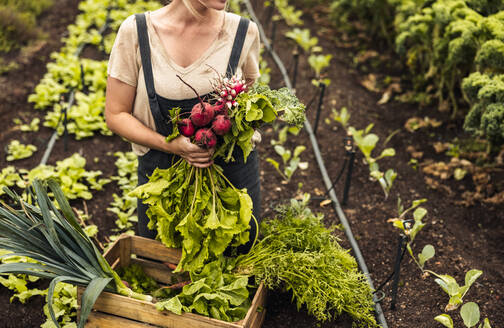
[156,295,183,315]
[418,244,435,268]
[78,277,112,328]
[293,145,306,159]
[332,107,350,127]
[48,276,80,328]
[454,168,467,180]
[434,275,460,297]
[378,148,396,159]
[285,28,317,52]
[460,269,483,297]
[413,207,427,221]
[266,158,280,171]
[460,302,480,327]
[360,134,379,159]
[83,225,98,238]
[274,145,286,157]
[308,54,332,77]
[392,220,405,232]
[384,169,397,188]
[465,270,483,289]
[411,199,428,209]
[435,314,454,328]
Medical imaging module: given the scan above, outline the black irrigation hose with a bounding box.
[242,1,389,327]
[39,6,113,165]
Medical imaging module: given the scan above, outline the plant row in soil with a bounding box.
[1,1,503,328]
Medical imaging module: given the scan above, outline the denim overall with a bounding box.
[134,13,261,253]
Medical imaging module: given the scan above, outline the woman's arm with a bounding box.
[105,76,214,168]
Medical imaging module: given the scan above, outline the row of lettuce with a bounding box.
[302,0,504,148]
[0,0,159,326]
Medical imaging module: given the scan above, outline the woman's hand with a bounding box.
[167,136,214,168]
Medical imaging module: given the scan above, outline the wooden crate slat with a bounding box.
[119,235,132,267]
[103,236,123,264]
[243,284,267,326]
[86,311,155,328]
[90,290,243,328]
[252,310,266,328]
[130,257,187,285]
[131,236,182,263]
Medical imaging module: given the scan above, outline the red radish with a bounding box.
[212,115,231,135]
[177,118,195,137]
[190,102,215,127]
[176,74,215,127]
[194,128,217,149]
[213,102,227,116]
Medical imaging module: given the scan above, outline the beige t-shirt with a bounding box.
[107,11,261,156]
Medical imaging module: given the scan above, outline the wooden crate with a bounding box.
[77,234,267,328]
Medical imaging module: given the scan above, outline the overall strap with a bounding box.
[135,13,170,136]
[226,17,250,78]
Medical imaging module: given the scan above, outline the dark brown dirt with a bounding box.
[1,1,503,328]
[254,2,504,328]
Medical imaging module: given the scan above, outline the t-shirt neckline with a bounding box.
[146,11,227,75]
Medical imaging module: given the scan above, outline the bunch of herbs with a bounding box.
[235,195,378,327]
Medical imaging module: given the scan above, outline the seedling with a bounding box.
[274,0,303,26]
[332,107,350,129]
[309,53,332,87]
[430,270,483,312]
[13,117,40,132]
[270,125,299,146]
[6,140,37,161]
[435,302,492,328]
[285,28,318,53]
[349,125,397,198]
[267,145,308,182]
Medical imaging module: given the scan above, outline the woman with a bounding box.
[105,0,261,253]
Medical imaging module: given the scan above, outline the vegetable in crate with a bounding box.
[130,74,305,273]
[0,179,151,328]
[156,257,251,322]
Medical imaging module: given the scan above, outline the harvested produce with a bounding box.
[235,195,378,327]
[131,75,306,273]
[0,179,150,328]
[130,162,253,273]
[212,114,232,136]
[177,118,195,137]
[156,257,251,322]
[194,128,217,149]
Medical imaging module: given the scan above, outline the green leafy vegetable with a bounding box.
[117,263,159,295]
[156,257,250,322]
[0,166,21,196]
[129,162,253,273]
[6,140,37,161]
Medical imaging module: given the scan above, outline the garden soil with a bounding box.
[0,1,503,328]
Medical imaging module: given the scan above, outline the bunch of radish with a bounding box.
[176,75,248,149]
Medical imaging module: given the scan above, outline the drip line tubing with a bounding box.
[242,1,389,327]
[39,6,113,166]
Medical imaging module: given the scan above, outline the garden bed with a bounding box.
[0,1,503,328]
